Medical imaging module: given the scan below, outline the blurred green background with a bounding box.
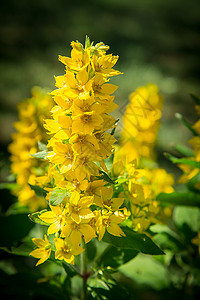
[0,1,200,299]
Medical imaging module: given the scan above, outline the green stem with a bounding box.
[81,239,88,300]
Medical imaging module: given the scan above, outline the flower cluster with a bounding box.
[30,38,128,266]
[112,84,174,232]
[9,87,54,211]
[120,84,163,161]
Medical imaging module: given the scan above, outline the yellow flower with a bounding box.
[30,235,51,266]
[96,211,126,241]
[54,237,84,264]
[68,191,94,223]
[39,204,67,235]
[72,111,104,135]
[62,217,96,246]
[47,142,75,173]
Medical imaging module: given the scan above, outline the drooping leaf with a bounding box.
[97,245,138,268]
[49,188,70,206]
[28,209,49,225]
[157,192,200,207]
[0,241,34,257]
[0,214,34,247]
[165,153,200,168]
[28,184,47,198]
[102,227,164,255]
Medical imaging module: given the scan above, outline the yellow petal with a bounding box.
[79,224,96,243]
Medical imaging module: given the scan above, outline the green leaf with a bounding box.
[165,152,200,168]
[175,113,198,136]
[190,93,200,106]
[38,141,47,151]
[0,214,34,247]
[119,254,170,290]
[173,206,200,232]
[0,183,18,190]
[50,188,70,206]
[97,245,138,268]
[28,184,47,198]
[0,241,34,257]
[62,263,80,277]
[98,171,115,184]
[85,35,91,48]
[31,150,50,159]
[102,227,164,255]
[187,172,200,193]
[153,232,184,252]
[28,209,48,225]
[174,144,194,157]
[157,192,200,207]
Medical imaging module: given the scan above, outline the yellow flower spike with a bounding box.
[54,237,84,264]
[9,87,54,211]
[30,235,51,266]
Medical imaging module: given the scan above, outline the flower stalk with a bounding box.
[80,238,88,300]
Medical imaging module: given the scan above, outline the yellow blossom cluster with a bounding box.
[112,84,174,232]
[119,84,163,161]
[9,87,54,211]
[30,38,128,266]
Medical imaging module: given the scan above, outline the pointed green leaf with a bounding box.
[190,93,200,106]
[157,192,200,207]
[31,150,50,159]
[50,188,70,206]
[85,35,91,49]
[28,209,49,225]
[165,152,200,168]
[175,113,198,135]
[0,241,34,256]
[38,141,47,151]
[0,183,18,190]
[102,227,164,255]
[97,245,138,268]
[174,144,194,157]
[28,184,47,198]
